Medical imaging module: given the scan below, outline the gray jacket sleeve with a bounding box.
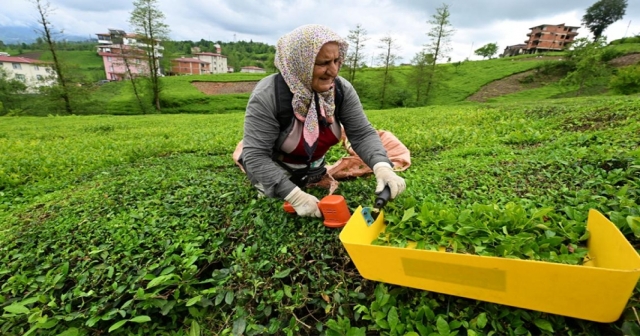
[338,77,393,169]
[241,74,298,199]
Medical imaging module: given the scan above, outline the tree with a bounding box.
[406,51,433,104]
[376,34,401,109]
[474,42,499,59]
[560,37,610,96]
[582,0,628,40]
[345,24,368,83]
[31,0,73,114]
[129,0,169,111]
[424,3,455,102]
[0,68,27,114]
[111,29,147,114]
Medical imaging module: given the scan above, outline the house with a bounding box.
[0,55,56,92]
[170,57,210,75]
[97,44,150,81]
[96,28,164,81]
[501,44,527,57]
[524,23,579,54]
[240,66,266,73]
[193,44,228,74]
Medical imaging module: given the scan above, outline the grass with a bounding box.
[38,50,106,81]
[1,96,639,335]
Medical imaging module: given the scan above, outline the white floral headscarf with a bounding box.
[274,24,348,160]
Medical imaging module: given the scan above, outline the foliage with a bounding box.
[345,24,369,84]
[31,0,74,114]
[170,40,276,73]
[0,68,28,114]
[376,35,402,109]
[474,43,499,59]
[582,0,628,40]
[609,65,640,94]
[1,97,639,335]
[561,37,612,96]
[424,3,455,102]
[406,50,433,105]
[129,0,170,111]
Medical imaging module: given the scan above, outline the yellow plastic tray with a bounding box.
[339,207,640,323]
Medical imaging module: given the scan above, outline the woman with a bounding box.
[239,24,405,217]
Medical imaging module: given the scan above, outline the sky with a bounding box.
[2,0,639,64]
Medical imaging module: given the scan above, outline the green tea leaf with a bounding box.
[273,268,292,278]
[627,216,640,237]
[190,320,201,336]
[57,328,80,336]
[534,319,554,333]
[387,306,399,330]
[3,304,29,315]
[186,295,202,307]
[232,317,246,336]
[437,316,450,335]
[108,320,128,333]
[129,315,151,323]
[476,313,487,329]
[225,291,235,305]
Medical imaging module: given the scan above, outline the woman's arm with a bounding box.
[241,75,298,199]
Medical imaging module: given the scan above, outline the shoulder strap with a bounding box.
[274,73,294,131]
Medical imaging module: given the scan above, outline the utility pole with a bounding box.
[624,20,632,38]
[468,42,474,60]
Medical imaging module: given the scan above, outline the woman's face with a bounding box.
[312,42,341,92]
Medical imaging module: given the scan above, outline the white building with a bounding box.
[193,44,228,74]
[0,55,56,92]
[240,66,266,74]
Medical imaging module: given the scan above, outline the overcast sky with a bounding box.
[2,0,639,63]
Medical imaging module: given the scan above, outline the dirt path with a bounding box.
[192,81,258,95]
[466,53,640,102]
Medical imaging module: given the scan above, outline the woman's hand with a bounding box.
[373,162,406,199]
[284,187,322,217]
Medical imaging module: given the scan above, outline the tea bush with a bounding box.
[1,96,639,335]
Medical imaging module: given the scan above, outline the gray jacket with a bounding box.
[240,74,392,199]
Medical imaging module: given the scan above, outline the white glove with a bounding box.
[284,187,322,217]
[373,162,406,199]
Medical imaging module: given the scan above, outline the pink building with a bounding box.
[98,45,149,81]
[96,29,163,81]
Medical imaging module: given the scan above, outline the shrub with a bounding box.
[609,66,640,95]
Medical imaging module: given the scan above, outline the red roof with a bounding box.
[0,55,48,64]
[172,58,210,64]
[241,66,264,70]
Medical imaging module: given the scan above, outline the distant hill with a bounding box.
[0,25,93,44]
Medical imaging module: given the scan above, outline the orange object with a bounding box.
[318,195,351,228]
[283,201,296,214]
[282,195,351,229]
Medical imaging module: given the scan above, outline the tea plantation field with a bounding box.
[1,96,639,335]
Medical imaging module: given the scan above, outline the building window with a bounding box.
[0,62,3,66]
[15,74,25,81]
[107,56,112,61]
[36,75,44,81]
[13,63,22,70]
[34,65,39,70]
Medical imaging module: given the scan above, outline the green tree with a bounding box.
[31,0,73,114]
[424,3,455,102]
[582,0,628,40]
[345,23,368,84]
[129,0,170,111]
[407,50,433,104]
[474,42,498,59]
[376,34,401,109]
[0,68,27,114]
[560,37,610,96]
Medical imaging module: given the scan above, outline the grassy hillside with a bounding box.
[1,96,639,335]
[37,50,106,81]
